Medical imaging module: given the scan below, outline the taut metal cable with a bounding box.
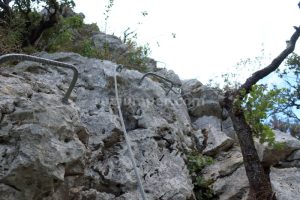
[0,53,78,104]
[113,66,147,200]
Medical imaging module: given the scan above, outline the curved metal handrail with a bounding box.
[138,72,181,95]
[0,54,78,104]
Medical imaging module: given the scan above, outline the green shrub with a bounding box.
[40,15,85,52]
[1,7,151,73]
[241,85,287,148]
[186,151,217,200]
[115,40,150,72]
[0,13,26,53]
[79,39,99,57]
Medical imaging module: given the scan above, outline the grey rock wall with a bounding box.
[1,50,300,200]
[0,52,194,200]
[0,61,88,200]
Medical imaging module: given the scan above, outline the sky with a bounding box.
[74,0,300,84]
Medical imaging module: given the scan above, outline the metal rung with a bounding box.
[0,54,78,104]
[138,72,181,95]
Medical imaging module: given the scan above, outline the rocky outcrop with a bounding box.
[181,78,300,199]
[155,68,182,87]
[201,146,247,200]
[92,32,128,59]
[255,130,300,166]
[1,49,300,200]
[0,64,88,200]
[181,79,223,119]
[202,146,243,182]
[0,52,195,199]
[181,79,236,141]
[279,149,300,168]
[193,126,234,156]
[212,167,249,200]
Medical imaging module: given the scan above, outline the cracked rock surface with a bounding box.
[0,52,194,200]
[0,66,88,200]
[1,51,300,200]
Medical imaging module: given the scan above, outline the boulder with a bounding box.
[255,130,300,166]
[92,32,128,59]
[286,149,300,161]
[212,167,249,200]
[277,149,300,168]
[155,68,182,87]
[193,126,234,156]
[181,81,223,119]
[192,114,236,140]
[202,146,243,181]
[181,79,203,94]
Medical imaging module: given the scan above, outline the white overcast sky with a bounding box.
[74,0,300,84]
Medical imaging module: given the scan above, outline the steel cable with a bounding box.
[113,66,147,200]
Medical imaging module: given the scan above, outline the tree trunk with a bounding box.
[25,0,60,46]
[223,94,275,200]
[28,14,59,46]
[220,24,300,199]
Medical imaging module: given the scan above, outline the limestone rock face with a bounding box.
[212,167,249,200]
[205,130,300,200]
[0,52,194,200]
[180,78,300,200]
[200,146,248,200]
[204,144,300,200]
[181,79,203,94]
[155,68,182,88]
[0,63,88,200]
[92,32,128,59]
[287,149,300,161]
[181,80,223,119]
[221,117,236,140]
[202,146,243,182]
[193,125,234,156]
[1,52,300,200]
[270,167,300,200]
[182,79,236,140]
[193,115,221,131]
[278,149,300,167]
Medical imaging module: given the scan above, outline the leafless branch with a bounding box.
[239,26,300,95]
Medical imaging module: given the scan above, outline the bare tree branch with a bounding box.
[222,21,300,199]
[240,26,300,94]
